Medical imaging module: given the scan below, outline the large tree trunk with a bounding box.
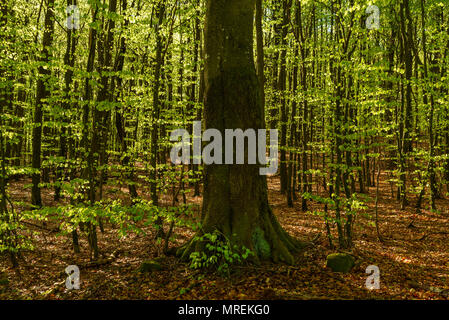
[177,0,303,265]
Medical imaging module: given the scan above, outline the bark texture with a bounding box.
[178,0,304,265]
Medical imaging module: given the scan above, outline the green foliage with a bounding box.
[26,198,196,255]
[189,230,254,276]
[0,0,448,268]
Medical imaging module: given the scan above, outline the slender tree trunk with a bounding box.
[55,0,78,201]
[298,0,308,212]
[0,1,19,267]
[151,1,166,238]
[113,0,138,200]
[81,5,99,260]
[255,0,265,114]
[278,0,291,195]
[192,1,201,197]
[287,3,299,208]
[31,0,56,207]
[420,0,437,211]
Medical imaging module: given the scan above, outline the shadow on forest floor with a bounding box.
[1,173,448,300]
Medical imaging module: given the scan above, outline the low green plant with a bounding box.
[189,230,254,276]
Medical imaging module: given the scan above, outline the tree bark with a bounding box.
[278,0,291,195]
[31,0,56,207]
[177,0,304,265]
[55,0,78,201]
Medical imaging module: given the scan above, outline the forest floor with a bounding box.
[1,173,449,300]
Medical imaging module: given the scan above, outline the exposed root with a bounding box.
[176,207,306,266]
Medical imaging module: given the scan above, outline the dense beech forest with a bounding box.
[0,0,449,300]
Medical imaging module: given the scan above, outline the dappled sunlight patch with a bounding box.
[1,174,448,300]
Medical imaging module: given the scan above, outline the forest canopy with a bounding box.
[0,0,449,300]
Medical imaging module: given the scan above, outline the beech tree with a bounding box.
[177,0,304,264]
[1,0,449,272]
[31,0,55,208]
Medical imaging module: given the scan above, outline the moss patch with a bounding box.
[252,227,271,260]
[326,253,355,273]
[138,260,163,273]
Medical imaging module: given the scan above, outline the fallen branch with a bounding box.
[418,231,449,241]
[21,221,59,233]
[78,250,121,269]
[407,279,449,298]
